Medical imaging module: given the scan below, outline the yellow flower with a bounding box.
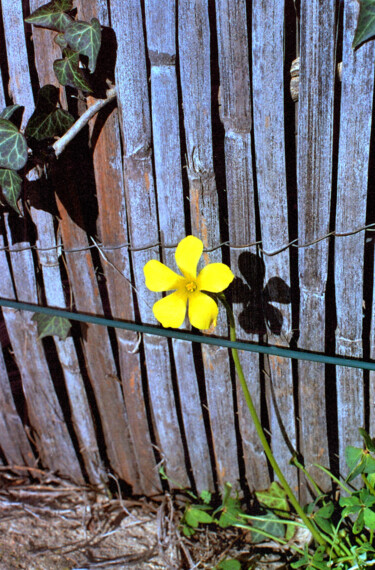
[143,235,234,330]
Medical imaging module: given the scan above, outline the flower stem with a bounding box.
[218,294,326,547]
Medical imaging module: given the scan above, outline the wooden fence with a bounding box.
[0,0,373,502]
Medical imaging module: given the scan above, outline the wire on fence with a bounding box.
[1,297,375,372]
[1,221,375,257]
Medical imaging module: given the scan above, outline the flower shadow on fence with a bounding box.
[230,251,291,336]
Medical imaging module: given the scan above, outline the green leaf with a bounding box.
[345,445,366,481]
[216,560,241,570]
[184,506,213,528]
[353,509,365,534]
[353,0,375,48]
[25,0,74,33]
[64,18,101,73]
[25,84,74,141]
[32,313,71,340]
[364,507,375,529]
[0,119,28,170]
[54,32,68,49]
[249,511,285,544]
[200,489,212,505]
[0,168,22,213]
[359,428,375,452]
[0,105,23,123]
[182,524,195,537]
[53,48,92,92]
[256,482,290,515]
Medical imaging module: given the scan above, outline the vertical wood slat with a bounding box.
[252,0,297,490]
[27,0,140,491]
[0,222,83,481]
[110,0,189,488]
[297,0,336,498]
[0,72,35,470]
[1,0,83,481]
[178,0,240,489]
[30,205,107,486]
[79,0,160,496]
[0,339,35,467]
[1,0,34,127]
[335,0,375,474]
[144,0,214,492]
[214,0,269,490]
[18,5,107,483]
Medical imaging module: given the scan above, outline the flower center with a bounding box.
[185,280,197,293]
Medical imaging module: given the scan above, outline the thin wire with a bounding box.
[1,297,375,371]
[1,222,375,257]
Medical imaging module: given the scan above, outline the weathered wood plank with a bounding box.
[178,0,239,489]
[144,0,213,492]
[1,1,83,481]
[0,52,35,471]
[24,3,141,490]
[78,0,160,496]
[215,0,269,490]
[297,0,335,499]
[0,220,83,481]
[252,0,297,490]
[335,0,374,474]
[0,343,35,467]
[31,205,107,486]
[1,0,34,126]
[110,0,190,487]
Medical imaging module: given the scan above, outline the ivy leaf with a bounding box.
[0,119,28,171]
[0,168,22,213]
[249,511,285,544]
[54,32,68,49]
[25,84,74,141]
[353,0,375,48]
[0,105,23,124]
[256,482,290,515]
[32,313,71,340]
[25,0,74,33]
[53,48,92,92]
[64,18,101,73]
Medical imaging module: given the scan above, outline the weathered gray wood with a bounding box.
[297,0,335,499]
[335,0,374,477]
[0,343,35,467]
[111,0,189,487]
[252,0,297,490]
[215,0,269,490]
[30,205,107,487]
[1,1,83,481]
[145,0,213,492]
[79,0,160,496]
[179,0,239,489]
[1,0,34,126]
[0,69,5,108]
[0,220,83,481]
[26,0,142,491]
[0,52,35,471]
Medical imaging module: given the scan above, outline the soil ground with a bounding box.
[0,469,294,569]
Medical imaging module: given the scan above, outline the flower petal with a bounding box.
[175,235,203,280]
[144,259,184,292]
[197,263,234,292]
[153,291,188,328]
[188,292,218,330]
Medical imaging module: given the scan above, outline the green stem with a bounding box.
[219,295,326,547]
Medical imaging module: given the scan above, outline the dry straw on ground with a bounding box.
[0,468,293,569]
